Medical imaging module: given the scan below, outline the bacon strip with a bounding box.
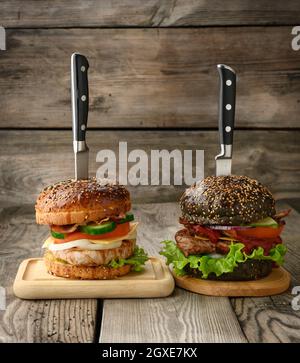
[273,209,291,222]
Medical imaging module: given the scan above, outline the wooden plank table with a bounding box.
[0,201,299,343]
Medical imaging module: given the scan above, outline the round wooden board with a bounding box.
[171,267,291,297]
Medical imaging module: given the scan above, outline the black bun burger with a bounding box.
[160,175,290,281]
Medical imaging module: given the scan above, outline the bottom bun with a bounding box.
[186,260,273,281]
[45,258,132,280]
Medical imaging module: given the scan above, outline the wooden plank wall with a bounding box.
[0,0,300,203]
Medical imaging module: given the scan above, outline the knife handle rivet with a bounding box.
[80,66,86,72]
[225,104,232,110]
[81,124,86,131]
[225,126,231,133]
[226,80,232,86]
[81,95,87,102]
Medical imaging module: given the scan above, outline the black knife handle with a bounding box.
[217,64,236,145]
[71,53,89,141]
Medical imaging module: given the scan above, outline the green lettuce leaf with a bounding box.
[109,246,149,272]
[159,240,287,278]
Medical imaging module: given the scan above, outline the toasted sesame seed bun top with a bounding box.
[35,178,131,225]
[180,175,276,225]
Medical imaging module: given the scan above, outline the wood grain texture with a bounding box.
[1,27,300,129]
[173,268,291,297]
[13,257,174,299]
[0,205,97,343]
[2,0,300,28]
[1,129,299,206]
[100,203,247,343]
[100,289,247,343]
[1,201,299,342]
[101,202,300,342]
[231,203,300,343]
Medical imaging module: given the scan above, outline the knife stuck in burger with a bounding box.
[34,54,148,279]
[160,65,290,289]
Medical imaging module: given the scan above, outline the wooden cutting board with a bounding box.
[13,257,175,299]
[172,267,291,297]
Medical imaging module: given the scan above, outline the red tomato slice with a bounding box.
[236,225,284,239]
[53,222,130,244]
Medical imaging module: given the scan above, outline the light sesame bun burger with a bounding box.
[35,178,148,279]
[161,175,289,281]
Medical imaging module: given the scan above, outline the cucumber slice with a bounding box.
[250,217,278,228]
[80,221,116,235]
[118,213,134,224]
[51,230,65,239]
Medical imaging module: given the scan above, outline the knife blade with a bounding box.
[215,64,236,176]
[71,53,89,180]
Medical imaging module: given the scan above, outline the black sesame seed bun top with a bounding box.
[180,175,276,225]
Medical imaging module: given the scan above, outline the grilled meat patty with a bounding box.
[49,239,135,266]
[175,229,230,256]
